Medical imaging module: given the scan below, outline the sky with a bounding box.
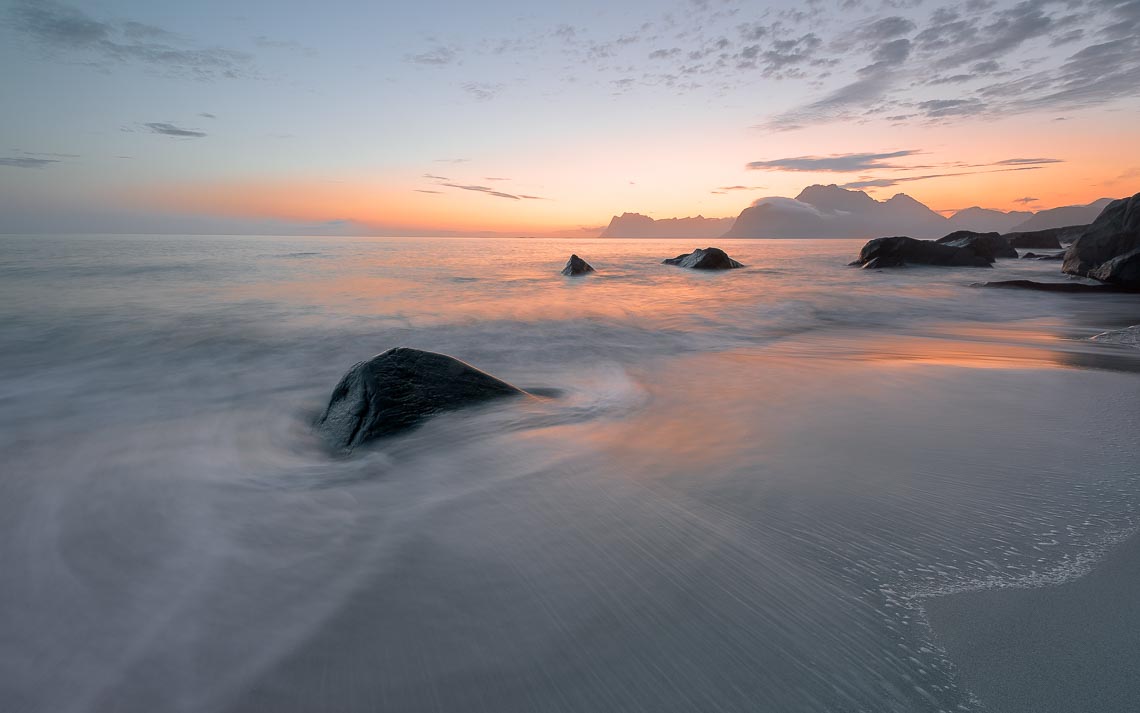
[1,0,1139,236]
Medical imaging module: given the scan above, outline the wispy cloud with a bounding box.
[748,150,919,172]
[407,45,457,66]
[995,157,1063,166]
[441,183,522,200]
[1013,196,1039,203]
[840,165,1044,189]
[462,82,504,101]
[145,122,206,138]
[438,183,548,201]
[8,0,253,80]
[0,157,59,168]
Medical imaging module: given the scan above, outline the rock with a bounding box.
[1087,248,1140,284]
[1003,227,1069,249]
[971,279,1137,293]
[663,247,744,269]
[1022,253,1039,259]
[936,230,1018,259]
[1036,252,1066,261]
[561,254,595,276]
[1062,193,1140,286]
[850,236,993,268]
[316,348,525,449]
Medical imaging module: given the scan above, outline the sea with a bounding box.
[1,234,1138,712]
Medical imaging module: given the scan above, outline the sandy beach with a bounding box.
[924,528,1140,713]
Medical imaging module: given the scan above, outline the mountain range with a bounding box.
[600,186,1115,239]
[600,213,735,239]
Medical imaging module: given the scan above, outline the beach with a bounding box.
[1,235,1137,712]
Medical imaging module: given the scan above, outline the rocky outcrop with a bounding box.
[316,348,525,449]
[936,231,1018,259]
[1003,227,1072,249]
[1062,193,1140,286]
[561,254,595,276]
[850,236,993,268]
[662,247,743,269]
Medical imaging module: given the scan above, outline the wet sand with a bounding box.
[924,529,1140,713]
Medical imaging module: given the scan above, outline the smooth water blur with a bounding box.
[1,235,1138,713]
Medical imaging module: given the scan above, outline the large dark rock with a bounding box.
[936,230,1018,259]
[850,236,993,268]
[1063,193,1140,286]
[316,348,525,449]
[662,247,743,269]
[561,254,595,276]
[1003,227,1071,250]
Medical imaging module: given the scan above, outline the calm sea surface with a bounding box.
[1,235,1138,712]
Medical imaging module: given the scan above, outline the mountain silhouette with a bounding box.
[600,213,734,238]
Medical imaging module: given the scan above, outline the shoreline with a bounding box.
[923,525,1140,712]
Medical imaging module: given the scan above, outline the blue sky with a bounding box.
[2,0,1138,234]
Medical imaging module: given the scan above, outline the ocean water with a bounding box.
[1,234,1138,713]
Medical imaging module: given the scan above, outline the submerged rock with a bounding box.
[316,348,525,449]
[971,279,1136,293]
[662,247,743,269]
[936,230,1018,259]
[1063,192,1140,286]
[561,254,595,276]
[850,236,993,268]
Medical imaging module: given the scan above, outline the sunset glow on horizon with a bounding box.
[2,0,1138,235]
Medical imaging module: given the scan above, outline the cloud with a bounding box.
[253,36,317,56]
[407,46,457,65]
[8,0,252,80]
[422,173,449,180]
[0,157,58,168]
[755,0,1140,129]
[994,157,1063,165]
[434,158,469,164]
[441,183,522,200]
[484,177,510,181]
[748,150,919,172]
[145,122,206,138]
[840,164,1044,189]
[438,183,548,201]
[717,185,767,190]
[1013,196,1039,203]
[414,189,442,194]
[917,97,987,117]
[462,82,504,101]
[860,16,917,42]
[199,112,217,119]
